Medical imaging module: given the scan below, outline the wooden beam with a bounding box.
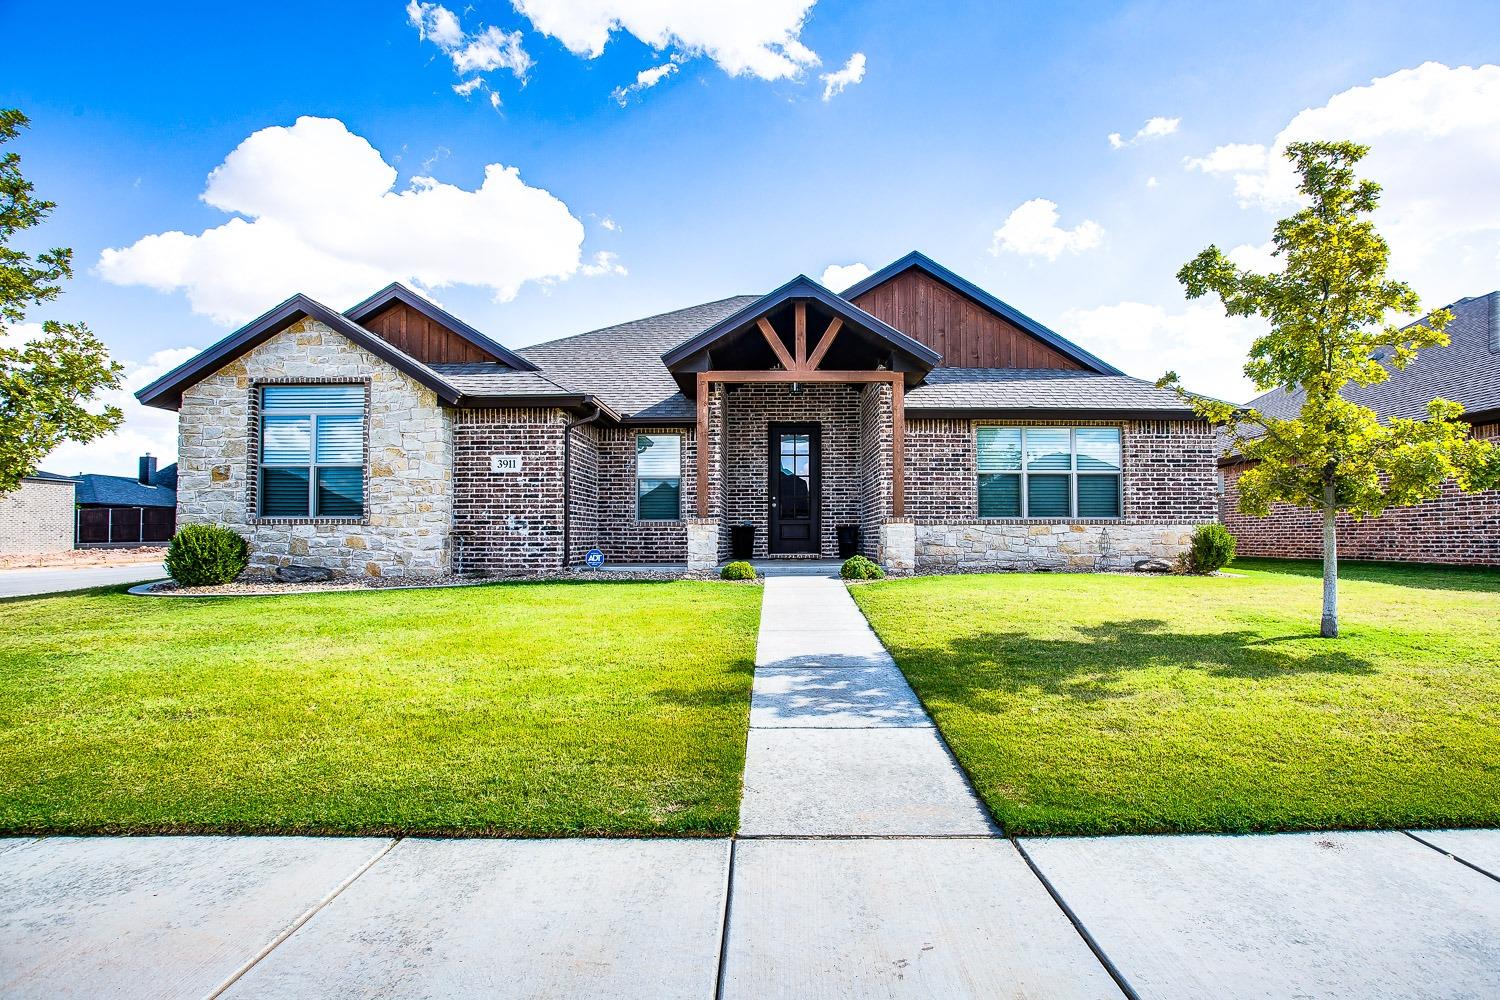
[700,369,901,385]
[756,317,797,371]
[793,302,807,369]
[806,316,842,370]
[696,372,710,518]
[891,378,905,517]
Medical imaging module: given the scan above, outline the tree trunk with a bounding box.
[1320,486,1339,638]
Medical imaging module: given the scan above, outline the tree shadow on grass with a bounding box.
[906,618,1376,704]
[1233,558,1500,594]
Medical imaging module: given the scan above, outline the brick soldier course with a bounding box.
[140,252,1222,576]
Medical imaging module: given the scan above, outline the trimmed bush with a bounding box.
[165,524,250,586]
[1184,523,1236,574]
[720,560,757,581]
[840,555,885,580]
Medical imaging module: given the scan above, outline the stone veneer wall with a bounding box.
[451,407,572,573]
[856,384,894,559]
[176,320,453,577]
[1221,448,1500,567]
[905,417,1218,572]
[593,423,702,563]
[0,478,76,555]
[721,383,862,559]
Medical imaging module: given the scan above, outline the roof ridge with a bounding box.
[519,295,759,354]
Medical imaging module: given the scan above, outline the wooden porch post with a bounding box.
[696,372,710,518]
[891,376,905,517]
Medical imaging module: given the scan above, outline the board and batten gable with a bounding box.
[359,299,498,365]
[851,267,1086,370]
[175,318,454,577]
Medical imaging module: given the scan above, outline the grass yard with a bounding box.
[0,580,759,837]
[851,559,1500,836]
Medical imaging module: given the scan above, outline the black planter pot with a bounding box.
[730,525,756,560]
[836,525,861,559]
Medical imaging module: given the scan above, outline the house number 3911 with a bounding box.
[490,455,523,474]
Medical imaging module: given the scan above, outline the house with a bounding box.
[0,472,77,556]
[72,456,178,547]
[1222,291,1500,567]
[136,252,1219,578]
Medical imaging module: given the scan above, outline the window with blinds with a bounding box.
[636,434,681,521]
[259,384,365,518]
[976,426,1121,518]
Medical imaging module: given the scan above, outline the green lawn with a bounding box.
[0,581,759,836]
[851,559,1500,836]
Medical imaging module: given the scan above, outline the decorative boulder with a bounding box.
[1134,558,1174,574]
[276,564,336,584]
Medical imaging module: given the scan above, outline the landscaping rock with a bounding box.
[275,564,335,584]
[1135,557,1174,573]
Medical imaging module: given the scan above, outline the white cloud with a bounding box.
[1184,62,1500,303]
[989,198,1104,260]
[40,345,200,478]
[1108,115,1180,149]
[1145,176,1159,188]
[1227,240,1282,274]
[512,0,822,81]
[409,2,530,108]
[98,116,589,326]
[820,52,866,101]
[611,60,680,106]
[579,250,627,277]
[1057,300,1264,402]
[599,216,619,231]
[819,262,871,290]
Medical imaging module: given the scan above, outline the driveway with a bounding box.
[0,562,166,598]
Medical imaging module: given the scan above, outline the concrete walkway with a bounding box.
[0,562,166,598]
[5,574,1500,997]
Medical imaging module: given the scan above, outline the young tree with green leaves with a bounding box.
[1160,140,1499,638]
[1,108,124,494]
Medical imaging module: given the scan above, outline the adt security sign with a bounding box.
[585,549,606,569]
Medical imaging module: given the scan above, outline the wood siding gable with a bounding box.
[361,300,499,365]
[852,268,1085,370]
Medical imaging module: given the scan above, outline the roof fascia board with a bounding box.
[344,283,539,371]
[661,274,941,371]
[840,251,1125,376]
[905,406,1198,421]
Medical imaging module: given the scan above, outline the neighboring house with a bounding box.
[137,252,1219,578]
[1222,290,1500,567]
[0,472,77,556]
[73,456,178,547]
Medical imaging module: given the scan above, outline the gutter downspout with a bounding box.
[562,403,605,570]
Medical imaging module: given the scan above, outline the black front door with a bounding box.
[769,423,820,554]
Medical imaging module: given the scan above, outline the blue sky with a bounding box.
[5,0,1500,474]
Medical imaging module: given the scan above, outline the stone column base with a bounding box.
[878,518,916,576]
[687,518,720,572]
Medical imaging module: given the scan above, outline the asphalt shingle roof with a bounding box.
[427,365,577,398]
[1243,291,1500,430]
[520,296,760,421]
[905,368,1196,414]
[74,473,176,508]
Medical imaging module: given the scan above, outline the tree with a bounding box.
[1160,140,1500,638]
[0,108,124,494]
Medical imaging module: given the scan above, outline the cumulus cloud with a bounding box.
[820,262,872,290]
[408,2,530,108]
[512,0,822,81]
[97,116,589,326]
[820,52,866,101]
[1057,300,1264,402]
[1183,62,1500,303]
[40,345,201,477]
[989,199,1104,260]
[611,60,680,106]
[1108,115,1180,149]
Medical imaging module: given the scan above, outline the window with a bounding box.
[636,434,681,520]
[976,426,1120,518]
[259,385,365,518]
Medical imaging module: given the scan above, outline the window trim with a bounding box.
[251,380,370,524]
[976,425,1123,520]
[635,432,683,523]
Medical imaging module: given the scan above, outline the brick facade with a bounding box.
[1221,458,1500,567]
[451,407,569,573]
[594,424,701,563]
[857,384,894,558]
[0,477,76,556]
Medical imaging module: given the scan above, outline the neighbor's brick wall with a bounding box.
[721,383,862,558]
[177,320,452,578]
[0,478,76,555]
[452,407,569,573]
[1221,457,1500,567]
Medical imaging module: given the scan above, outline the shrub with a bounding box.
[840,555,885,580]
[720,560,756,581]
[1184,523,1236,574]
[165,524,250,586]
